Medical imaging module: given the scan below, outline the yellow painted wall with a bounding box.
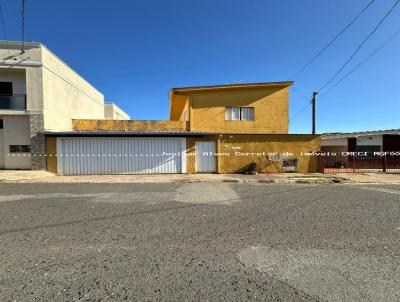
[171,85,289,133]
[186,134,320,174]
[73,119,186,131]
[45,137,57,173]
[170,94,189,121]
[218,134,320,173]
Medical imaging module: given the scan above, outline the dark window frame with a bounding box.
[9,145,31,153]
[0,119,3,129]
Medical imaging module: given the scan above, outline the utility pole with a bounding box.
[311,91,317,134]
[21,0,25,53]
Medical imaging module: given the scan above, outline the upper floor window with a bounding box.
[225,107,254,121]
[0,119,3,129]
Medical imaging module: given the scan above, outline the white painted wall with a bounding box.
[2,116,31,169]
[41,46,105,131]
[320,138,348,147]
[357,135,382,146]
[104,103,130,120]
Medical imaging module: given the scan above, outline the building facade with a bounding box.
[0,41,128,170]
[104,103,130,120]
[45,82,320,175]
[321,129,400,154]
[320,130,400,173]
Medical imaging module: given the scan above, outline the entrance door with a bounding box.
[195,141,216,173]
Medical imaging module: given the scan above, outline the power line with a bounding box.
[288,0,376,80]
[0,5,6,38]
[0,4,10,55]
[320,28,400,97]
[318,0,400,93]
[288,0,377,126]
[289,88,312,125]
[290,102,311,122]
[291,88,309,101]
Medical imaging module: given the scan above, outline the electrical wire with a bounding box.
[290,102,311,122]
[0,4,10,55]
[0,5,6,38]
[318,0,400,93]
[291,88,310,101]
[320,28,400,97]
[288,0,376,80]
[288,0,377,125]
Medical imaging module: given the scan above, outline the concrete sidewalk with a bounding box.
[0,170,339,184]
[0,170,399,185]
[333,172,400,185]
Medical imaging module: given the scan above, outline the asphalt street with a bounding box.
[0,182,399,301]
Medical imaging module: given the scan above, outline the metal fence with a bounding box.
[319,155,400,173]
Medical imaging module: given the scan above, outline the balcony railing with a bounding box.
[0,94,27,110]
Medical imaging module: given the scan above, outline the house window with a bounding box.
[225,107,254,121]
[0,82,13,96]
[356,145,380,158]
[0,119,3,129]
[9,145,31,153]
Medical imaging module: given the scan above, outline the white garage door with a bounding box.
[56,137,186,175]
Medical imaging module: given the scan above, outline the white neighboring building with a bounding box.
[104,103,130,120]
[321,129,400,154]
[0,41,129,170]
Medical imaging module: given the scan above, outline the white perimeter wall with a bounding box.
[357,135,382,146]
[320,138,348,146]
[0,116,31,169]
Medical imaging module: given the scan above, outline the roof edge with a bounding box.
[0,40,42,48]
[171,81,294,93]
[321,129,400,139]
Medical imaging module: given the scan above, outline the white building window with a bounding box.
[225,107,254,121]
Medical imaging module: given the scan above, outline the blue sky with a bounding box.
[1,0,399,133]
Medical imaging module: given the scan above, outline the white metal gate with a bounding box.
[57,137,186,175]
[195,141,216,173]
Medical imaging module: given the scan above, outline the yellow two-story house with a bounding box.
[45,81,320,175]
